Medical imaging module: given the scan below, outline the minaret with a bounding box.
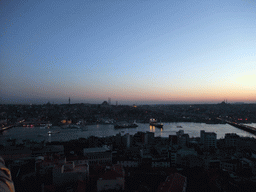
[69,97,70,105]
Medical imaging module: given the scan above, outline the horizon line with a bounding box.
[1,101,253,106]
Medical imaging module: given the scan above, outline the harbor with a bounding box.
[1,122,256,146]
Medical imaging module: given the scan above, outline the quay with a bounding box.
[226,121,256,135]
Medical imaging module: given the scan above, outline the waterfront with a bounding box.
[1,122,256,145]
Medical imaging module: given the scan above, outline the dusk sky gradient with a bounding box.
[1,0,256,105]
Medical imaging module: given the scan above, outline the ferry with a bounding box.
[149,118,163,128]
[67,124,81,129]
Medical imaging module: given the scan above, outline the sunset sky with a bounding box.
[1,0,256,105]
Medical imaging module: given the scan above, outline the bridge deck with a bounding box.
[226,121,256,135]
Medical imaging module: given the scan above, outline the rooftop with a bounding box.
[32,145,64,154]
[157,173,187,192]
[63,164,89,173]
[91,164,124,180]
[83,146,110,153]
[99,170,123,180]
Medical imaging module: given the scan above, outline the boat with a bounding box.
[114,122,138,129]
[67,124,81,129]
[40,123,52,129]
[47,131,60,134]
[149,118,163,128]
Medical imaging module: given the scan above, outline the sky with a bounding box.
[1,0,256,105]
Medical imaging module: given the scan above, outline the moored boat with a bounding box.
[114,122,138,129]
[149,118,163,128]
[47,131,60,134]
[68,124,81,129]
[40,123,52,129]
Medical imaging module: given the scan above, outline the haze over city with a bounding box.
[1,0,256,105]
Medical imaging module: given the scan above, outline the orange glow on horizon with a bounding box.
[36,80,255,104]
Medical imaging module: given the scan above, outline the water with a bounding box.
[1,123,256,144]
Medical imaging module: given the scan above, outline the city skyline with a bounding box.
[1,0,256,105]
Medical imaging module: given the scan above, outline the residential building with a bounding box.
[200,130,205,144]
[133,131,146,143]
[32,145,64,157]
[155,145,169,158]
[140,146,152,158]
[151,158,170,168]
[179,135,188,147]
[176,147,198,166]
[177,147,197,158]
[83,146,112,165]
[176,130,184,137]
[225,133,240,148]
[157,173,187,192]
[97,164,125,191]
[168,147,177,167]
[0,146,32,161]
[220,159,240,172]
[180,155,204,168]
[176,130,189,147]
[123,133,131,148]
[200,130,217,149]
[169,135,178,145]
[117,157,139,168]
[35,155,89,191]
[115,133,122,146]
[145,131,155,145]
[204,157,220,170]
[52,161,89,187]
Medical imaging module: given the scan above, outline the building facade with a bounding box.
[83,146,112,165]
[200,130,217,150]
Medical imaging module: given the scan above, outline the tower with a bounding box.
[108,97,111,105]
[69,97,70,105]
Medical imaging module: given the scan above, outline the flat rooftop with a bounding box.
[83,146,110,153]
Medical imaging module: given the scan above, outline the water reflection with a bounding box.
[149,125,155,132]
